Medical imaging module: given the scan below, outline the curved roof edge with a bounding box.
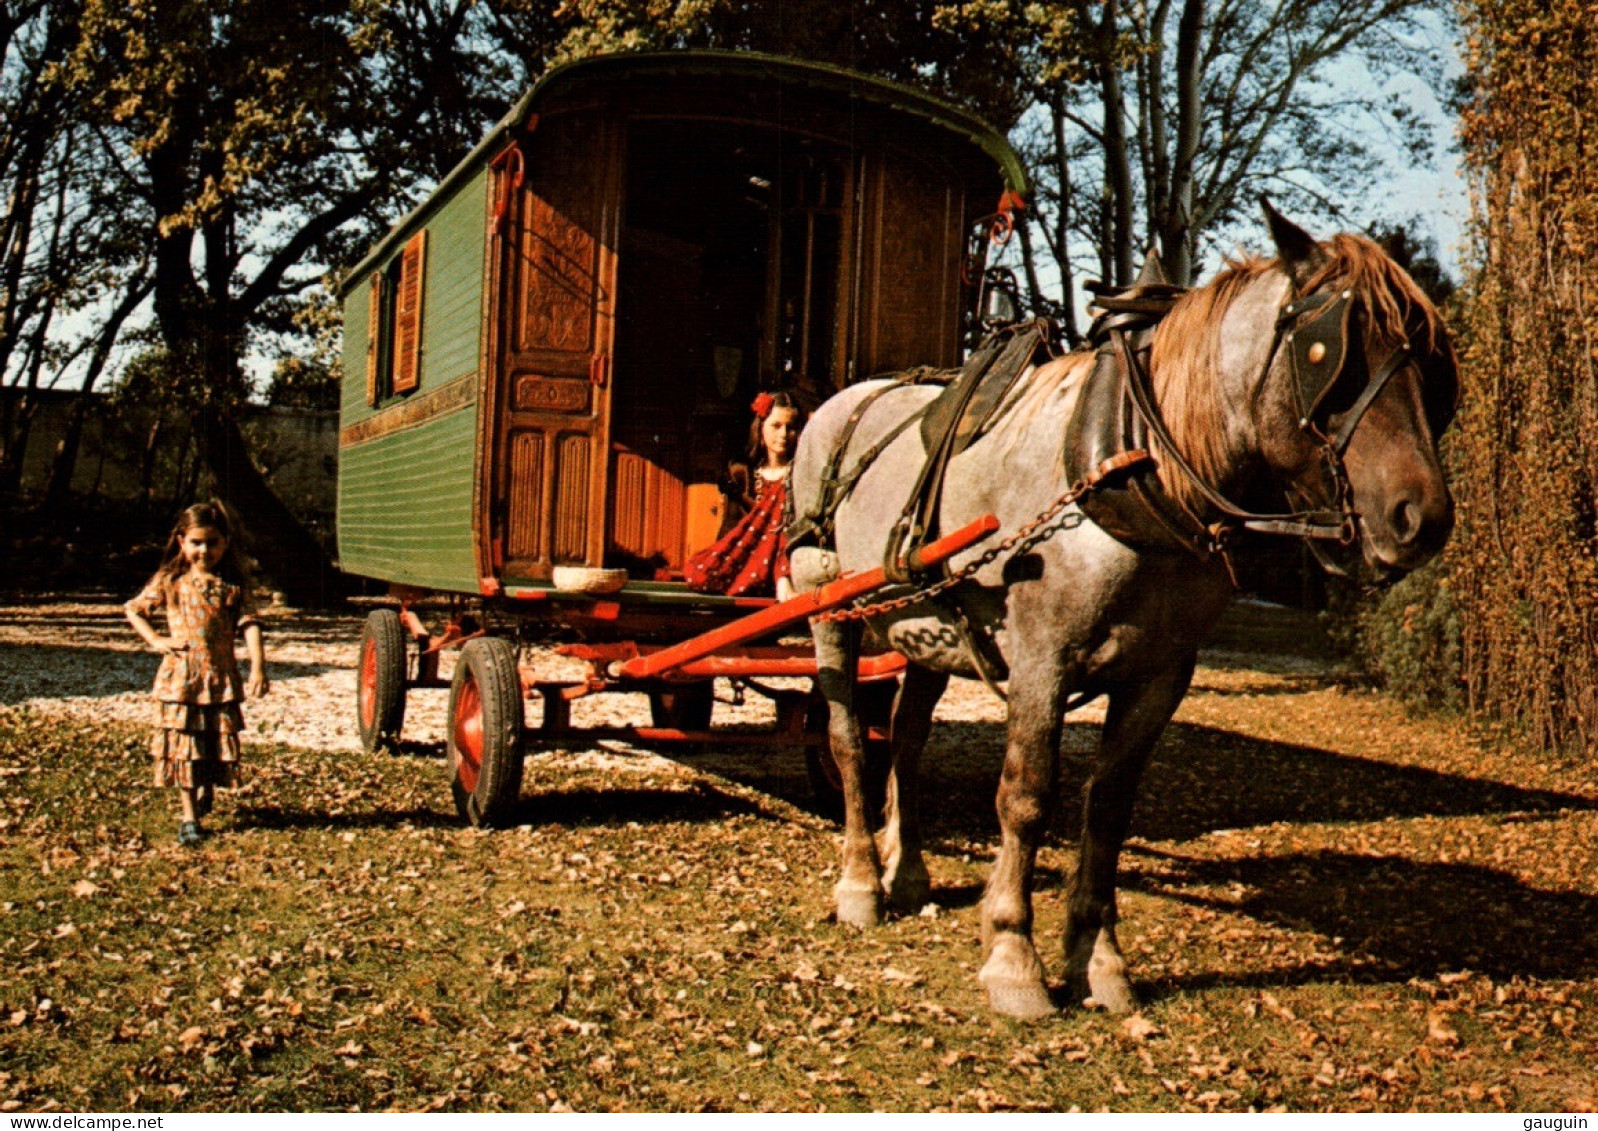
[341,50,1026,294]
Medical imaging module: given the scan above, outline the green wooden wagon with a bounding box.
[337,51,1025,825]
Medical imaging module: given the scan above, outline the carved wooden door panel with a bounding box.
[492,109,623,580]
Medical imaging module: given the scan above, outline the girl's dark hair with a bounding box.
[149,500,255,595]
[745,391,805,463]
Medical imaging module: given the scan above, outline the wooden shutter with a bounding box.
[392,229,427,395]
[365,270,383,406]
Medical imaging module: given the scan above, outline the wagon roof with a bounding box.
[341,50,1027,294]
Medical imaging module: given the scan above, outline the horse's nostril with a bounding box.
[1390,499,1422,545]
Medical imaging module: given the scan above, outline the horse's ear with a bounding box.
[1134,246,1170,287]
[1261,196,1327,291]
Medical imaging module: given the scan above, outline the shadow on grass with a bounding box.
[235,803,459,831]
[590,714,1594,849]
[1127,846,1598,986]
[1120,720,1594,844]
[510,784,773,827]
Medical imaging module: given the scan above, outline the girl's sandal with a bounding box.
[178,821,203,847]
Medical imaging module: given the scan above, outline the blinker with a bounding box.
[1288,291,1355,425]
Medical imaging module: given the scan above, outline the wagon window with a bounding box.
[364,228,427,405]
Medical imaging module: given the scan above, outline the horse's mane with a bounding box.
[1146,233,1447,511]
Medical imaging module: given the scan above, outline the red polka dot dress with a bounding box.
[683,469,791,597]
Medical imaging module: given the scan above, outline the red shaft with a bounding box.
[617,513,999,680]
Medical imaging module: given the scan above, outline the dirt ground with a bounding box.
[0,593,1595,1112]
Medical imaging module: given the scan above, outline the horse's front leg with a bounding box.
[813,617,882,927]
[980,661,1067,1020]
[1064,660,1195,1013]
[878,663,948,913]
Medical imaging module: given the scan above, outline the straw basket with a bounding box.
[551,566,628,595]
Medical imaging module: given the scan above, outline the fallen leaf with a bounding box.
[1122,1014,1162,1041]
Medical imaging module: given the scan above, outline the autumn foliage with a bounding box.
[1454,0,1598,751]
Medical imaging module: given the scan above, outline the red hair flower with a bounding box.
[750,392,775,419]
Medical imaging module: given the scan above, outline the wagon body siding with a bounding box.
[337,165,490,594]
[337,400,481,593]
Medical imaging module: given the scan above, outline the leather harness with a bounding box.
[792,269,1441,581]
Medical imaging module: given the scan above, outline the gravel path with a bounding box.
[0,594,1344,758]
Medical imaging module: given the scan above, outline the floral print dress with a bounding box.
[125,573,258,789]
[683,469,791,598]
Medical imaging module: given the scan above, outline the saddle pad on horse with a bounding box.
[917,320,1053,459]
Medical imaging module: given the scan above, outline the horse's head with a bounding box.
[1253,202,1458,579]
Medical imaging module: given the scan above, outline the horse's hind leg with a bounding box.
[879,664,948,913]
[1064,661,1195,1013]
[980,663,1067,1020]
[813,616,883,928]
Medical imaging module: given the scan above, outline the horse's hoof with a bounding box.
[835,887,882,929]
[1085,972,1139,1014]
[881,870,930,914]
[986,980,1057,1020]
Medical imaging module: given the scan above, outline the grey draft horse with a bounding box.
[788,205,1458,1019]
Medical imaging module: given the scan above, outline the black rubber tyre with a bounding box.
[356,609,407,753]
[447,637,526,828]
[804,679,895,822]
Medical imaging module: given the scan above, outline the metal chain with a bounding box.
[814,482,1090,623]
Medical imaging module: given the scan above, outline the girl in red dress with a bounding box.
[684,392,805,599]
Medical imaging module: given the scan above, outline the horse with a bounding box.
[786,203,1458,1019]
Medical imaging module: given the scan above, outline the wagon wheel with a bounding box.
[648,680,715,754]
[356,609,407,753]
[447,637,526,828]
[803,679,894,824]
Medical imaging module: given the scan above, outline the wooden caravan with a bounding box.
[337,51,1025,598]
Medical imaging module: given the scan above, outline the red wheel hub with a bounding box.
[453,674,484,793]
[358,639,377,730]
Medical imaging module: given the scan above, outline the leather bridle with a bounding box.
[1112,281,1434,553]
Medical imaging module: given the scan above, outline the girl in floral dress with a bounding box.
[684,392,805,599]
[125,502,269,846]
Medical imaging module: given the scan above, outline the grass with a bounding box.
[1,646,1596,1112]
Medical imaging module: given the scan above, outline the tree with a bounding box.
[491,0,1034,129]
[936,0,1455,342]
[57,0,520,603]
[1451,0,1598,753]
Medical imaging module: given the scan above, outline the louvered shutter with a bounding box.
[365,270,383,406]
[392,230,427,395]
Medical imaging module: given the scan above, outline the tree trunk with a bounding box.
[1096,0,1136,285]
[1161,0,1204,284]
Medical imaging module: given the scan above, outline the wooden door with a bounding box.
[490,109,623,580]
